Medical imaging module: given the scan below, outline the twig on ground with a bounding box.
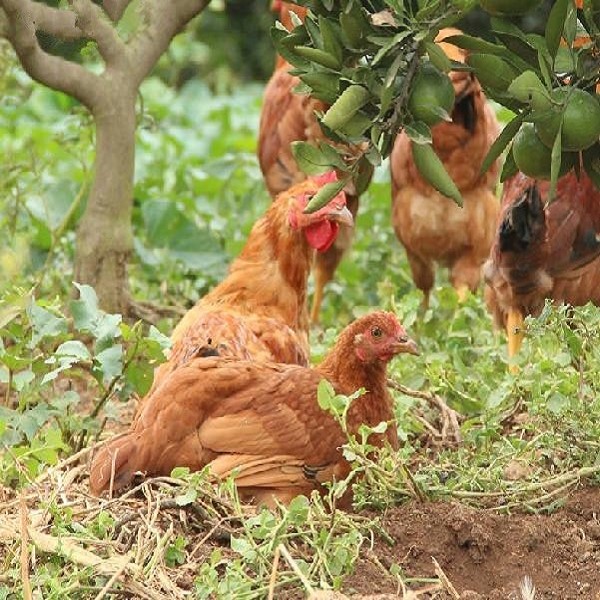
[388,379,462,446]
[19,494,33,600]
[278,543,315,595]
[431,556,460,599]
[268,544,281,600]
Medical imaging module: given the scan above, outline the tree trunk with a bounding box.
[74,81,136,315]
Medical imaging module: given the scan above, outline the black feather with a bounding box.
[499,185,544,253]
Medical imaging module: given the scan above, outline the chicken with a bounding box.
[258,1,372,324]
[483,170,600,366]
[390,28,501,307]
[147,172,353,396]
[89,311,419,505]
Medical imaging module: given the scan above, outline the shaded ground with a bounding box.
[345,488,600,599]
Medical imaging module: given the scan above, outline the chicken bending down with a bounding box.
[89,312,419,506]
[258,1,373,324]
[391,28,501,308]
[484,171,600,368]
[144,172,353,399]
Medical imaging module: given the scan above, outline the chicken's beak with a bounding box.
[327,205,354,227]
[391,336,420,356]
[507,307,524,374]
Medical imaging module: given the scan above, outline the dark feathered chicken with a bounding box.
[484,170,600,365]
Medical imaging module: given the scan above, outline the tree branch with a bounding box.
[29,2,82,40]
[0,0,101,110]
[102,0,132,23]
[128,0,210,86]
[69,0,127,68]
[0,8,9,38]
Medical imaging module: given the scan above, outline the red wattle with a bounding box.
[304,221,339,252]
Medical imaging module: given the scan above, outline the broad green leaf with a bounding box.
[94,344,123,383]
[55,340,91,361]
[291,141,340,175]
[175,487,198,506]
[298,72,339,104]
[70,283,100,332]
[411,142,463,206]
[507,71,551,110]
[27,301,67,347]
[317,378,335,411]
[442,34,506,56]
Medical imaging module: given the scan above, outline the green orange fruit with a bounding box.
[512,123,576,180]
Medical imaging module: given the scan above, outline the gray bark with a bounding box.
[0,0,210,313]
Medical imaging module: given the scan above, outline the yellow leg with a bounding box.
[506,308,524,374]
[456,284,470,303]
[310,273,326,325]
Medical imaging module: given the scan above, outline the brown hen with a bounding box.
[258,1,372,324]
[391,28,501,307]
[484,170,600,367]
[147,172,353,397]
[89,312,419,505]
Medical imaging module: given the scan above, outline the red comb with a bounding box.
[271,0,282,12]
[313,171,338,186]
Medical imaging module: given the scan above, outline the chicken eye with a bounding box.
[371,326,383,338]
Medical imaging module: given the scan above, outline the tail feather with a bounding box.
[89,434,140,496]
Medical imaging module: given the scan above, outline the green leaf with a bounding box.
[298,71,339,104]
[424,40,452,72]
[372,31,411,66]
[404,121,432,145]
[94,344,123,383]
[319,15,343,65]
[442,34,506,56]
[27,301,68,347]
[548,121,563,203]
[55,340,91,361]
[500,147,519,182]
[317,378,335,411]
[304,177,348,213]
[175,487,198,506]
[411,142,463,206]
[546,0,570,60]
[321,85,370,131]
[480,113,524,176]
[507,71,551,110]
[292,141,341,175]
[70,283,101,332]
[293,46,341,70]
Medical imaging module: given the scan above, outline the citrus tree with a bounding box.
[275,0,600,207]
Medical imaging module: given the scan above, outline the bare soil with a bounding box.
[344,488,600,599]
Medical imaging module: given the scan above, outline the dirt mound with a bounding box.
[346,488,600,599]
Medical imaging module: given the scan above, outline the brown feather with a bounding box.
[257,2,373,322]
[390,28,501,302]
[89,312,416,503]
